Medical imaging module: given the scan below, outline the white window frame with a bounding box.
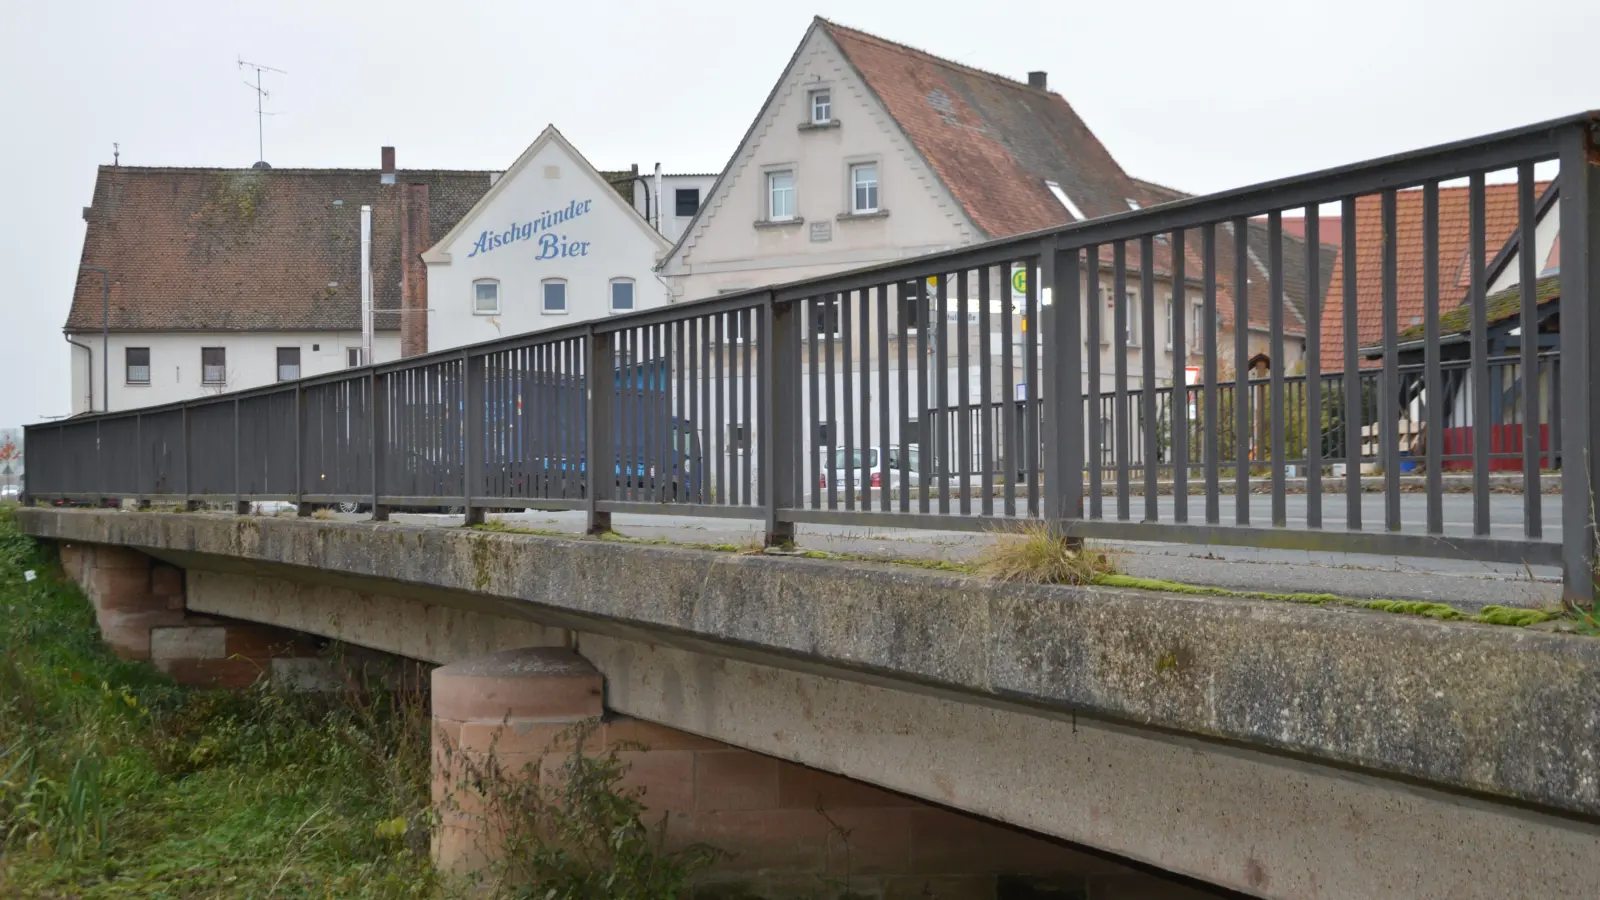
[276,346,301,382]
[125,347,151,385]
[609,277,636,314]
[849,162,879,214]
[809,89,831,125]
[347,347,364,368]
[1164,294,1174,350]
[201,347,227,386]
[473,278,500,315]
[1190,300,1206,355]
[541,278,568,315]
[767,169,796,222]
[1122,291,1139,346]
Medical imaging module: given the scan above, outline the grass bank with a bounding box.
[0,506,436,898]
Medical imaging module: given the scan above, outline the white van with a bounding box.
[818,445,920,498]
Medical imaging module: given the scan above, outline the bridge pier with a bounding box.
[58,542,322,687]
[430,646,1211,900]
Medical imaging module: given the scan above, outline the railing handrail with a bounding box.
[31,112,1594,430]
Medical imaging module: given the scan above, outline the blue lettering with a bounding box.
[537,233,559,260]
[464,200,594,258]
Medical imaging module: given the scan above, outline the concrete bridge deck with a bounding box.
[16,507,1600,899]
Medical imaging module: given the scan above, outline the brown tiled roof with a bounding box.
[822,19,1142,238]
[1318,182,1547,371]
[1245,219,1337,328]
[1396,273,1559,341]
[1129,178,1309,336]
[67,166,493,333]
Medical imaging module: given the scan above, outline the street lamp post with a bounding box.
[83,266,109,412]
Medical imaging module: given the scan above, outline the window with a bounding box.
[1122,291,1139,345]
[1164,296,1174,349]
[347,347,364,367]
[1044,180,1086,221]
[201,347,226,385]
[1190,302,1206,353]
[542,278,567,314]
[900,283,924,330]
[850,163,879,214]
[276,347,301,382]
[811,296,839,337]
[810,89,831,124]
[834,448,879,469]
[473,279,500,315]
[675,188,699,217]
[125,347,150,384]
[767,170,795,221]
[887,446,921,470]
[610,278,635,313]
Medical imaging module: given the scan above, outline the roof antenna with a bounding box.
[112,142,119,166]
[237,56,286,168]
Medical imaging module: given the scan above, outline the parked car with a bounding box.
[819,445,920,498]
[0,484,20,502]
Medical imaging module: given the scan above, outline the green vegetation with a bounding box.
[0,506,438,897]
[442,721,720,898]
[974,521,1119,586]
[1092,572,1561,627]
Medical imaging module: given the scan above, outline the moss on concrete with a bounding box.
[1094,573,1559,628]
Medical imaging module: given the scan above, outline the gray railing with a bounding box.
[25,112,1600,606]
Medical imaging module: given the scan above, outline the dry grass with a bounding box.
[311,507,334,520]
[976,520,1118,585]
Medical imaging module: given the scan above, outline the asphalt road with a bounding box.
[372,489,1563,611]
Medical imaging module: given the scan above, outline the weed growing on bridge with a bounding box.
[0,507,438,897]
[438,719,721,898]
[975,521,1119,586]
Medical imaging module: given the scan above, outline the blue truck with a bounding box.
[494,356,704,504]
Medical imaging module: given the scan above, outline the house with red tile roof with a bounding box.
[62,144,679,415]
[1319,180,1557,372]
[64,152,495,414]
[658,18,1297,398]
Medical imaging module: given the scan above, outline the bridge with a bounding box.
[18,113,1600,898]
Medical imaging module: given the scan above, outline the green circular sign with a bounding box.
[1011,268,1027,295]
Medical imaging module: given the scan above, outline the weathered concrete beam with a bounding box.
[18,509,1600,826]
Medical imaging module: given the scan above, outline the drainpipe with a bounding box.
[83,266,110,412]
[653,163,663,234]
[360,205,373,365]
[64,334,93,412]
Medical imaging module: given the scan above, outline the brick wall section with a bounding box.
[399,183,431,357]
[58,542,319,688]
[432,647,1210,900]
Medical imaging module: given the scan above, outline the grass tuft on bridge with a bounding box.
[0,506,437,898]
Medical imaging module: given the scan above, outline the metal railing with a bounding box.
[25,112,1600,605]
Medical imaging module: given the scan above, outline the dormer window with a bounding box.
[810,89,831,125]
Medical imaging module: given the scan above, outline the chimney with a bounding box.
[381,146,396,185]
[1027,71,1048,89]
[398,183,431,357]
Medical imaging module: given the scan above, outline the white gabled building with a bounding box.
[421,126,673,352]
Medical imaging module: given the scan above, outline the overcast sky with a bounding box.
[2,0,1596,427]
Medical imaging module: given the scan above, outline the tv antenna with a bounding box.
[237,57,286,165]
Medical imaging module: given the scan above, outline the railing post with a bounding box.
[1559,120,1600,610]
[295,384,311,517]
[370,370,389,521]
[134,412,148,509]
[95,418,104,507]
[181,403,198,511]
[1043,238,1084,535]
[232,397,249,514]
[763,292,798,546]
[587,326,615,535]
[463,351,485,527]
